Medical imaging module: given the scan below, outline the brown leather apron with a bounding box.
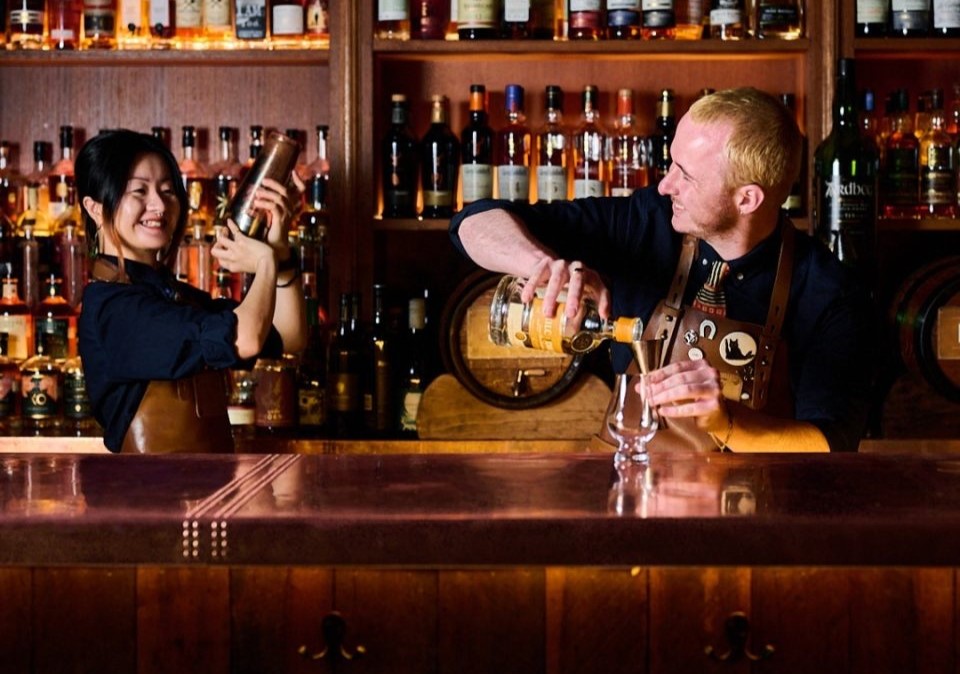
[91,258,235,454]
[596,223,796,452]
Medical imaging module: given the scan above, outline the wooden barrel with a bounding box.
[890,256,960,402]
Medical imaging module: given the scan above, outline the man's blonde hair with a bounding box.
[688,87,802,202]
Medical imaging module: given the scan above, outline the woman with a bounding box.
[76,129,306,453]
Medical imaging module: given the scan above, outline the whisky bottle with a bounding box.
[59,221,86,310]
[177,222,212,291]
[33,275,76,360]
[412,0,450,38]
[572,85,608,198]
[709,0,744,39]
[779,93,805,217]
[149,0,176,47]
[496,84,532,203]
[641,0,676,39]
[21,141,52,237]
[891,0,930,36]
[397,297,428,438]
[813,58,879,283]
[20,332,64,435]
[49,0,82,49]
[203,0,234,46]
[610,88,646,197]
[569,0,603,39]
[527,0,556,37]
[209,126,242,229]
[327,292,364,438]
[536,85,570,204]
[933,0,960,36]
[377,0,410,39]
[82,0,118,48]
[270,0,305,46]
[381,94,419,218]
[0,141,24,223]
[458,0,499,38]
[0,275,34,360]
[500,0,530,37]
[253,355,299,436]
[48,126,76,223]
[0,332,22,433]
[302,124,330,214]
[62,355,98,436]
[918,89,957,218]
[855,0,888,36]
[234,0,266,42]
[240,125,265,181]
[118,0,149,47]
[489,274,644,355]
[606,0,641,38]
[881,89,920,219]
[461,84,495,206]
[303,0,328,43]
[653,88,676,183]
[914,91,932,140]
[8,0,47,49]
[753,0,802,39]
[420,94,461,219]
[674,0,705,38]
[179,125,212,232]
[174,0,202,43]
[363,283,394,437]
[297,278,327,436]
[18,222,41,310]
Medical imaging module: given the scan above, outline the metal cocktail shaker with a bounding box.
[226,131,302,240]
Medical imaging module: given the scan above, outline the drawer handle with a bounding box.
[704,611,775,663]
[298,611,367,663]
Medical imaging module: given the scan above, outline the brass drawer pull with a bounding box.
[704,611,775,663]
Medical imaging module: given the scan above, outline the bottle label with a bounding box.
[570,0,601,10]
[857,0,889,22]
[235,0,267,38]
[378,0,408,21]
[176,0,202,28]
[21,371,60,420]
[398,389,422,432]
[893,0,929,10]
[607,0,640,10]
[818,176,876,266]
[462,164,493,203]
[272,4,304,34]
[459,0,497,27]
[35,321,70,360]
[330,372,360,412]
[710,8,742,24]
[64,372,92,421]
[497,165,530,202]
[205,0,232,29]
[305,0,328,34]
[423,189,454,208]
[537,165,567,202]
[0,315,31,360]
[574,178,605,198]
[121,0,144,30]
[921,168,954,206]
[50,27,79,40]
[611,186,635,197]
[883,147,920,206]
[933,0,960,27]
[298,385,326,426]
[254,365,297,428]
[83,1,117,36]
[504,0,530,22]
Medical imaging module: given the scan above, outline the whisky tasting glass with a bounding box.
[607,373,659,466]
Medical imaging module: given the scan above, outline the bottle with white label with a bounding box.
[536,85,570,204]
[572,85,608,199]
[495,84,532,203]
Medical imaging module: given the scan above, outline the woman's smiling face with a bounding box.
[103,152,181,265]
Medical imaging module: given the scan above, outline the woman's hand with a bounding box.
[645,359,731,435]
[212,220,275,275]
[252,173,306,260]
[520,258,612,320]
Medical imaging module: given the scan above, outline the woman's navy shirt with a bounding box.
[78,256,283,452]
[449,187,878,453]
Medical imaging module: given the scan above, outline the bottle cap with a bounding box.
[505,84,525,113]
[545,85,563,111]
[617,88,634,117]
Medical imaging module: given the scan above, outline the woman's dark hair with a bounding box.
[75,129,188,269]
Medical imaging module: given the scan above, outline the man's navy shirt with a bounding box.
[449,186,877,453]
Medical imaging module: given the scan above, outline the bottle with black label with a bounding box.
[420,94,460,219]
[381,94,419,218]
[813,58,879,289]
[397,297,428,438]
[20,331,63,435]
[855,0,888,36]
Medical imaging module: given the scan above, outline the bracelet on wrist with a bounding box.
[276,266,301,288]
[709,400,734,452]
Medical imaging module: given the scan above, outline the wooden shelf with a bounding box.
[853,37,960,55]
[373,37,810,58]
[374,217,449,232]
[878,217,960,232]
[0,47,329,66]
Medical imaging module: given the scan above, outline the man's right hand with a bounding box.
[521,258,612,320]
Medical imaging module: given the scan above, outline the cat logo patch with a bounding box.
[719,331,757,367]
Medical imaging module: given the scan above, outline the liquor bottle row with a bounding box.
[861,85,960,219]
[856,0,960,38]
[380,82,805,219]
[3,0,329,50]
[231,286,441,440]
[1,123,331,302]
[379,0,805,41]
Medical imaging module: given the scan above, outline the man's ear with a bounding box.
[81,196,103,227]
[736,183,765,215]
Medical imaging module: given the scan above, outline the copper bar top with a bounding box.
[3,451,960,567]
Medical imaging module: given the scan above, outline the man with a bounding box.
[449,88,875,453]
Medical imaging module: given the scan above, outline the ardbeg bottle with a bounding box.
[420,94,460,219]
[381,94,419,218]
[813,58,879,287]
